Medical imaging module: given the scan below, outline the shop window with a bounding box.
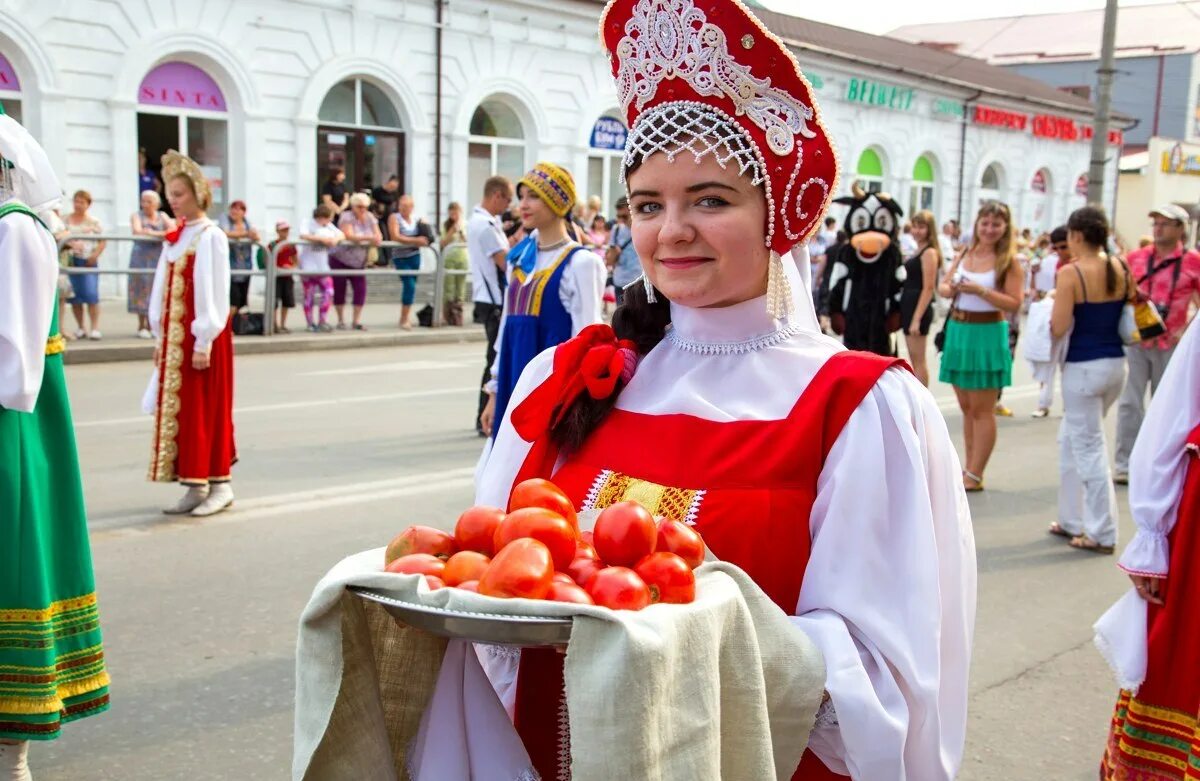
[467,97,528,205]
[317,78,405,204]
[856,148,885,193]
[0,54,22,124]
[909,154,935,215]
[1025,168,1053,233]
[978,162,1004,209]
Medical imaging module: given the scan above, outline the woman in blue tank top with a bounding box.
[1048,206,1134,554]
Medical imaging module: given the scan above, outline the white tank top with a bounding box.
[953,266,999,312]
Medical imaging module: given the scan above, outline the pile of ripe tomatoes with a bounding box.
[384,478,706,611]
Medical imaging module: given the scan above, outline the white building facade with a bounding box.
[0,0,1118,287]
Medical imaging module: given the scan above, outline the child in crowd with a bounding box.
[299,205,342,332]
[270,220,298,333]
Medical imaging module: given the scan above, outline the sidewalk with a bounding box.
[61,300,486,365]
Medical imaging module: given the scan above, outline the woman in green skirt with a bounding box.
[0,114,109,780]
[938,201,1025,492]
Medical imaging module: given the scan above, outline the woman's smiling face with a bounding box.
[626,152,769,309]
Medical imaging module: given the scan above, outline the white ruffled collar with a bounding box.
[666,296,800,355]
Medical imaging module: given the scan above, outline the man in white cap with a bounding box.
[1114,203,1200,483]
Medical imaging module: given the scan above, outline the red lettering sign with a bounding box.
[1032,114,1081,141]
[973,105,1028,131]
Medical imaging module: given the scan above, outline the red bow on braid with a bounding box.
[512,324,639,443]
[164,218,188,245]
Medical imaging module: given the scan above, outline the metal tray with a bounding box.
[351,587,574,647]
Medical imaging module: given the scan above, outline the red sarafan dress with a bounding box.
[146,220,236,485]
[476,295,977,780]
[1097,320,1200,781]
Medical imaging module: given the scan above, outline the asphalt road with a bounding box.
[34,340,1134,780]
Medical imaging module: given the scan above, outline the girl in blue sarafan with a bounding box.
[478,162,607,443]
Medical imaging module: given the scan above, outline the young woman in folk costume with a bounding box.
[476,0,977,778]
[478,162,607,439]
[146,151,237,517]
[1095,318,1200,781]
[0,112,109,781]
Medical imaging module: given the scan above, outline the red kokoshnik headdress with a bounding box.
[600,0,838,256]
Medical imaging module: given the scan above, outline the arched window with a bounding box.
[909,155,935,215]
[978,163,1004,209]
[136,61,229,213]
[317,78,405,204]
[1025,168,1053,233]
[0,54,22,123]
[587,112,628,219]
[856,148,885,193]
[467,97,527,205]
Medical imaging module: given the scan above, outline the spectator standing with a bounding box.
[899,223,919,256]
[64,190,105,340]
[440,201,469,325]
[1048,207,1132,554]
[468,175,514,434]
[333,192,381,330]
[1027,226,1071,418]
[321,168,349,214]
[299,205,341,332]
[585,214,609,249]
[818,215,838,249]
[901,210,942,386]
[1113,204,1200,484]
[606,196,640,305]
[269,220,298,333]
[583,194,603,227]
[218,200,259,312]
[371,175,400,224]
[937,201,1024,492]
[129,190,174,339]
[387,194,436,330]
[137,147,160,197]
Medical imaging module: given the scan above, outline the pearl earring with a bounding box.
[766,251,794,320]
[642,274,657,304]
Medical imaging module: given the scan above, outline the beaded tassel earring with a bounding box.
[766,250,794,320]
[642,274,657,304]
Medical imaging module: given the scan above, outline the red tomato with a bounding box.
[478,538,554,600]
[385,553,446,578]
[575,541,599,560]
[552,572,575,585]
[509,479,579,533]
[442,551,491,586]
[547,581,595,605]
[655,519,705,570]
[493,507,578,570]
[457,580,480,593]
[453,506,505,556]
[580,530,595,546]
[593,501,657,567]
[424,575,446,590]
[566,556,605,589]
[586,566,651,611]
[385,525,456,564]
[634,552,696,604]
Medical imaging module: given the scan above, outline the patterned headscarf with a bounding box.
[519,162,577,218]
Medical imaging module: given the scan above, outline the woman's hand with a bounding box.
[192,350,211,371]
[480,393,497,437]
[1129,574,1164,605]
[907,321,922,337]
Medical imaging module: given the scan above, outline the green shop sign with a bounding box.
[804,71,825,90]
[845,77,915,111]
[932,97,965,119]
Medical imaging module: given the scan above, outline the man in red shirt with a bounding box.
[1115,203,1200,483]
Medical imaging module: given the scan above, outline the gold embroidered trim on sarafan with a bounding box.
[44,334,66,356]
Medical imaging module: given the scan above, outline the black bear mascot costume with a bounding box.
[827,183,905,356]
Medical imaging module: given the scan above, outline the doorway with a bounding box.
[137,111,229,215]
[316,126,404,204]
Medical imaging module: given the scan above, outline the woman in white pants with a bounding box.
[1048,206,1132,553]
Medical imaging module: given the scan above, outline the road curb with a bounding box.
[63,327,488,365]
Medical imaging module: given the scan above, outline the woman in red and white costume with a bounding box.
[146,150,237,517]
[476,0,976,778]
[1095,317,1200,780]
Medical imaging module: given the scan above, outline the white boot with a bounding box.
[164,485,209,515]
[190,482,234,517]
[0,741,32,781]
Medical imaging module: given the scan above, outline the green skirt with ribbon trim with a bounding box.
[938,318,1012,390]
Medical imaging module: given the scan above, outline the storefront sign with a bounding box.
[845,77,915,112]
[1075,175,1088,196]
[1162,143,1200,175]
[139,62,227,112]
[0,54,20,92]
[804,71,825,90]
[590,117,627,151]
[1031,170,1047,192]
[932,97,964,119]
[1032,114,1081,141]
[1079,125,1123,146]
[973,105,1028,131]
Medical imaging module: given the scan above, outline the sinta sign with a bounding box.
[590,117,628,151]
[845,77,915,112]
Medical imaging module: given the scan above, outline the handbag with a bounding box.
[232,311,265,336]
[1120,264,1167,344]
[934,255,962,353]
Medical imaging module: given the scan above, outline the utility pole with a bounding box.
[1088,0,1118,205]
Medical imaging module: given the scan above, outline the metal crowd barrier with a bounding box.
[55,232,474,337]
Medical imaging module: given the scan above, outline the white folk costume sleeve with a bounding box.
[795,368,976,781]
[1119,318,1200,577]
[476,348,554,506]
[148,247,168,341]
[191,226,231,353]
[559,248,607,335]
[0,215,58,412]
